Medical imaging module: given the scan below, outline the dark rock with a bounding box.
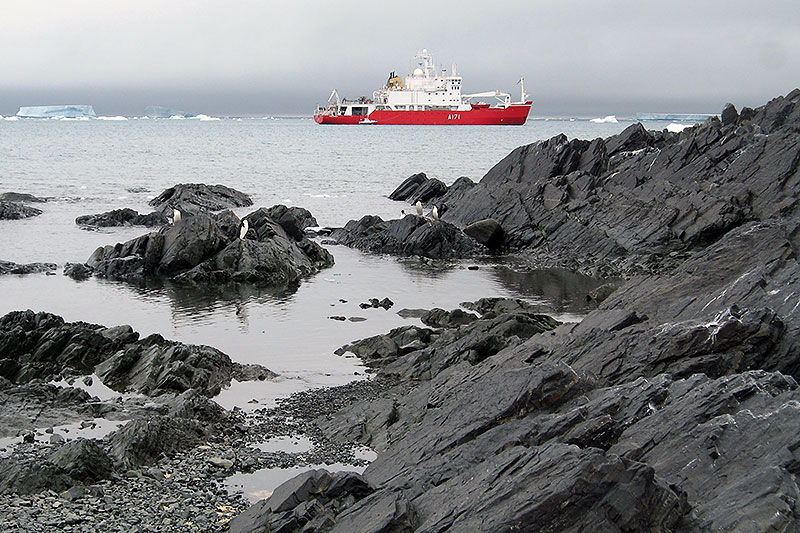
[397,308,428,319]
[0,201,42,220]
[95,334,233,396]
[721,102,738,126]
[587,282,618,304]
[0,260,56,276]
[63,263,94,280]
[107,391,224,470]
[425,90,800,275]
[49,439,113,484]
[0,310,138,383]
[231,363,277,382]
[86,207,332,285]
[413,178,448,203]
[420,308,478,328]
[261,205,318,241]
[148,183,253,214]
[0,310,242,397]
[75,208,167,228]
[388,172,428,201]
[359,298,394,310]
[332,214,482,260]
[229,470,373,533]
[463,218,504,249]
[605,122,655,156]
[0,456,71,495]
[0,192,47,203]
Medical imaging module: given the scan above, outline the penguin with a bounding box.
[415,200,423,216]
[432,205,439,220]
[239,218,249,241]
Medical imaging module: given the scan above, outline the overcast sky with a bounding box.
[1,0,798,117]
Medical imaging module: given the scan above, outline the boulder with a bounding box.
[388,172,428,201]
[229,470,373,533]
[331,214,482,260]
[0,201,42,220]
[0,260,56,276]
[463,218,504,249]
[75,208,167,227]
[148,183,253,214]
[721,102,738,126]
[0,192,47,203]
[94,333,233,396]
[49,439,113,484]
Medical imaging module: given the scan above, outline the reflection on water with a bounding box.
[492,266,619,319]
[0,246,614,409]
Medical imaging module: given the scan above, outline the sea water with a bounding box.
[0,117,675,407]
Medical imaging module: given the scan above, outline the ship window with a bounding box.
[352,106,368,115]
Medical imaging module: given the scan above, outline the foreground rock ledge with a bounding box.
[229,90,800,532]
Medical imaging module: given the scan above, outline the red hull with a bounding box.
[314,103,532,125]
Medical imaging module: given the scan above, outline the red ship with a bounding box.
[314,50,532,126]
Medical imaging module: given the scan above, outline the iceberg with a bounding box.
[636,112,717,121]
[144,105,194,118]
[17,105,96,119]
[590,115,618,124]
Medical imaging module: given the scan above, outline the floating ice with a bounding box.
[197,114,221,121]
[17,105,96,119]
[666,122,692,133]
[590,115,618,124]
[97,115,128,121]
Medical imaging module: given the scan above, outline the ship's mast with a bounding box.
[518,78,528,103]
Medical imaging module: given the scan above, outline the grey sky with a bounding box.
[1,0,798,117]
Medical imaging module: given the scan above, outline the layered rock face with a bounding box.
[386,90,800,276]
[233,91,800,532]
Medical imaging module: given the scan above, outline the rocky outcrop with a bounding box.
[0,201,41,219]
[0,260,56,275]
[386,90,800,276]
[331,214,482,260]
[0,310,271,397]
[83,206,332,285]
[75,208,167,228]
[148,183,253,214]
[0,192,47,203]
